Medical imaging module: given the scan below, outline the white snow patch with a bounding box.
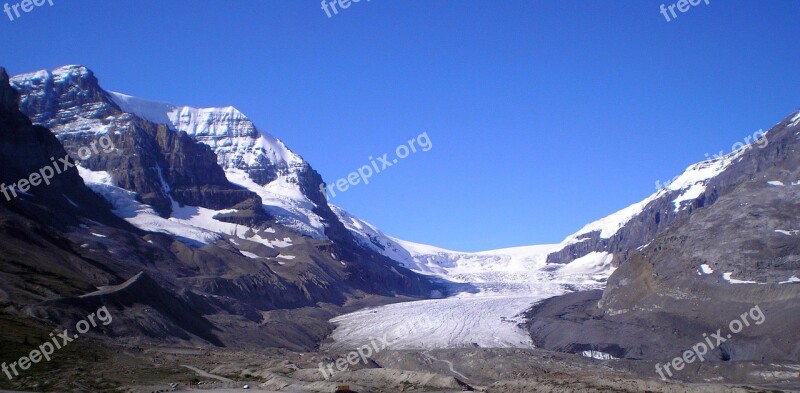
[77,167,114,185]
[226,170,326,239]
[780,276,800,284]
[581,350,618,360]
[670,149,745,212]
[791,111,800,127]
[239,251,260,259]
[767,181,785,186]
[246,232,292,248]
[277,254,296,260]
[700,264,714,274]
[775,230,799,236]
[722,272,758,284]
[77,166,297,249]
[91,232,106,238]
[78,166,230,245]
[556,251,615,277]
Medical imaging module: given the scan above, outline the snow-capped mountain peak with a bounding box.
[108,91,327,237]
[109,91,304,177]
[12,66,332,238]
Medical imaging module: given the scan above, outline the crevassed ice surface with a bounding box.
[324,210,617,350]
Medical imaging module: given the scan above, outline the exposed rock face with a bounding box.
[48,271,224,346]
[11,66,118,128]
[0,66,443,352]
[109,90,347,241]
[548,176,715,265]
[0,67,121,228]
[527,111,800,367]
[10,65,263,217]
[545,126,784,265]
[0,68,18,110]
[10,65,442,296]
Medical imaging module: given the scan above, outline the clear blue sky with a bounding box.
[1,1,799,251]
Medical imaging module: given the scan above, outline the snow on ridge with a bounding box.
[109,91,303,167]
[552,144,746,253]
[109,91,323,238]
[669,143,750,213]
[566,193,660,244]
[791,110,800,126]
[332,205,601,282]
[11,65,91,85]
[108,92,175,126]
[226,169,327,239]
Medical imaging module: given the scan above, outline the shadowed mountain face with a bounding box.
[9,65,262,218]
[0,68,120,228]
[526,111,800,369]
[0,66,444,351]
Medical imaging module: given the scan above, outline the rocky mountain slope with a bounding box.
[525,109,800,380]
[0,65,442,354]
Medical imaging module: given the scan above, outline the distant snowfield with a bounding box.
[323,248,614,351]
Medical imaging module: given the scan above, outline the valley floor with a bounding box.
[115,346,799,393]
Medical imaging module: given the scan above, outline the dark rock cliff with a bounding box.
[527,111,800,368]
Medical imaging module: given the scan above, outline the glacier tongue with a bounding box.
[323,248,616,350]
[326,206,617,350]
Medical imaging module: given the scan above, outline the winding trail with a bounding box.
[422,351,470,381]
[181,365,234,383]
